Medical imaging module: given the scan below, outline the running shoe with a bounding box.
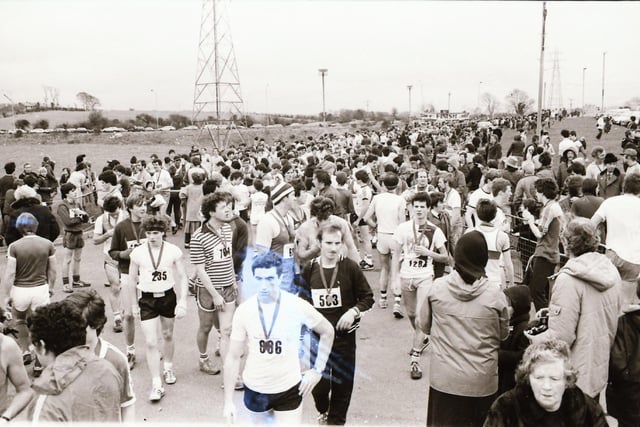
[199,357,221,375]
[104,282,111,287]
[62,285,74,293]
[113,318,123,333]
[410,361,423,380]
[378,295,388,309]
[393,303,404,319]
[359,259,374,271]
[72,280,91,288]
[420,336,430,354]
[127,352,136,371]
[163,368,177,385]
[234,379,244,390]
[317,412,329,425]
[149,386,165,402]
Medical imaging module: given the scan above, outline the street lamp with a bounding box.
[582,67,587,111]
[150,88,159,129]
[407,85,413,122]
[477,81,483,111]
[448,92,451,112]
[318,68,328,124]
[601,52,606,112]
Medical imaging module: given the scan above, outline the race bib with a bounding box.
[406,255,427,269]
[212,245,231,261]
[127,238,147,250]
[258,339,283,355]
[311,287,342,308]
[142,269,169,287]
[283,243,295,259]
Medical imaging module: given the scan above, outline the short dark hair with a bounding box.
[534,178,559,200]
[253,178,264,192]
[103,195,122,213]
[582,178,597,195]
[538,152,552,167]
[29,301,87,356]
[98,170,118,186]
[4,162,15,174]
[382,172,399,190]
[560,129,570,138]
[251,251,283,276]
[624,172,640,195]
[201,191,232,221]
[567,162,586,176]
[476,199,497,222]
[65,289,107,337]
[230,171,243,181]
[314,169,332,186]
[310,196,335,221]
[202,179,218,195]
[141,215,169,233]
[355,169,369,183]
[410,191,431,208]
[60,182,76,199]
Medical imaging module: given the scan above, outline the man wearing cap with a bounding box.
[255,182,298,293]
[597,154,624,199]
[592,172,640,308]
[623,147,640,176]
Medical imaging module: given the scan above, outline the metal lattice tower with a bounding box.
[192,0,245,150]
[546,49,564,111]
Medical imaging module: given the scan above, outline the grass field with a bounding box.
[0,116,628,174]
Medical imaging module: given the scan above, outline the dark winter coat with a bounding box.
[498,286,531,394]
[606,306,640,427]
[483,383,608,427]
[5,197,60,245]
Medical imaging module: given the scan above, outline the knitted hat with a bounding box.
[455,231,488,284]
[270,182,294,205]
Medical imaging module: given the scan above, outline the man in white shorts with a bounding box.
[93,195,128,333]
[128,215,188,402]
[223,252,334,425]
[391,193,448,380]
[364,173,406,317]
[1,213,57,372]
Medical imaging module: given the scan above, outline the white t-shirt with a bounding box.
[354,184,372,216]
[393,220,446,278]
[586,162,605,181]
[130,242,183,292]
[230,292,324,393]
[593,194,640,264]
[467,188,493,226]
[364,192,406,234]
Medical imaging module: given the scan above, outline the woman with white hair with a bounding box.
[484,339,607,426]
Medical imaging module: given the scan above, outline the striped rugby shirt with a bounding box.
[190,222,235,287]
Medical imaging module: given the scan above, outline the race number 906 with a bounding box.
[259,339,282,354]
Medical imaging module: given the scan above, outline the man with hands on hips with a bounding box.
[223,252,334,425]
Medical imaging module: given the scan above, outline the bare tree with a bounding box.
[76,92,101,111]
[481,92,499,118]
[505,89,534,116]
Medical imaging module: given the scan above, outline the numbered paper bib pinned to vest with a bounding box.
[311,287,342,308]
[282,243,295,259]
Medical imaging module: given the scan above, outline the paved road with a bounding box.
[4,229,428,425]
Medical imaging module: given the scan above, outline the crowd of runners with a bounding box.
[1,115,640,425]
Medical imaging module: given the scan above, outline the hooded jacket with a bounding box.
[5,197,60,245]
[420,270,509,397]
[28,345,122,422]
[538,251,622,398]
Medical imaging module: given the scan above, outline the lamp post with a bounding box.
[582,67,587,111]
[407,85,413,123]
[448,92,451,112]
[150,88,159,129]
[601,52,606,112]
[318,68,328,124]
[477,81,483,111]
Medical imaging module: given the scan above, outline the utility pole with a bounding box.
[582,67,587,111]
[318,68,328,125]
[151,88,159,129]
[407,85,413,123]
[536,2,547,135]
[448,92,451,112]
[601,52,606,112]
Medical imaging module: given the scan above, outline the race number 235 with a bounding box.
[259,339,282,354]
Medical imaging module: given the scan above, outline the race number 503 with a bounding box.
[259,339,282,354]
[311,288,342,308]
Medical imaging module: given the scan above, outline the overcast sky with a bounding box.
[1,1,637,116]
